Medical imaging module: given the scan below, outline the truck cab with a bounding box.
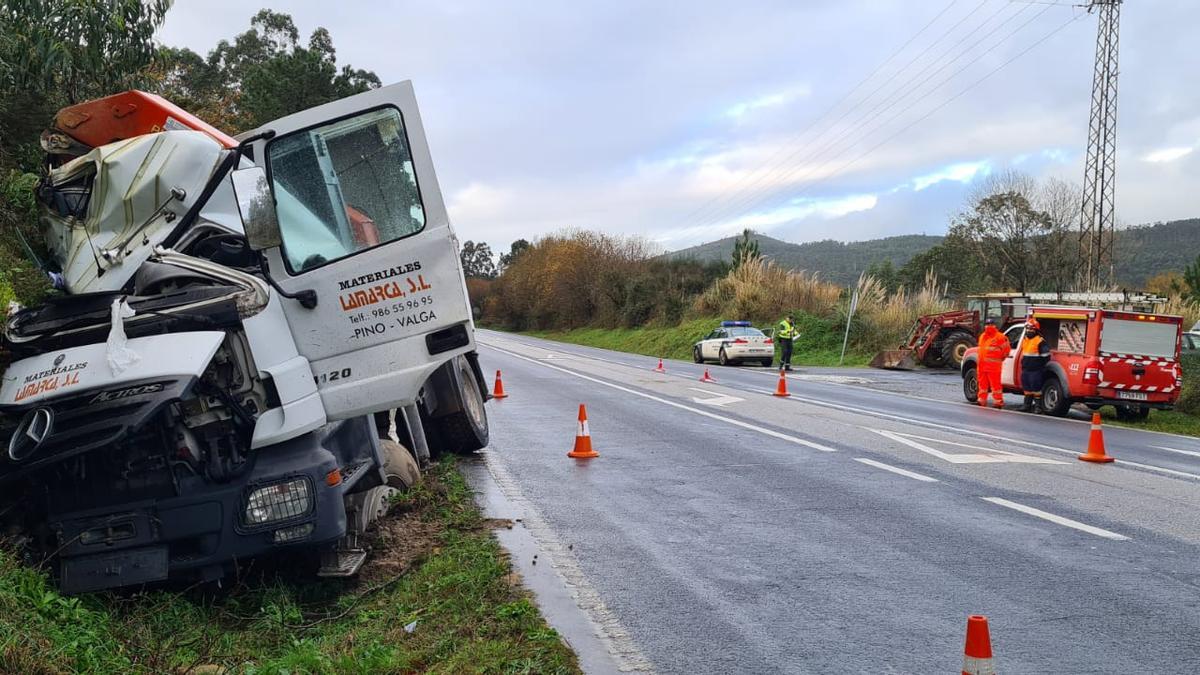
[0,83,489,593]
[961,306,1184,418]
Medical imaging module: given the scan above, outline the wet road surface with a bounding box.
[471,330,1200,674]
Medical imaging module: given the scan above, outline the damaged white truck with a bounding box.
[0,84,490,593]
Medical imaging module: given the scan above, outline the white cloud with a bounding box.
[724,85,811,119]
[911,160,991,191]
[1142,146,1194,163]
[150,0,1200,250]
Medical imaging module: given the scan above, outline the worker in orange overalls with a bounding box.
[976,319,1009,408]
[1018,318,1052,413]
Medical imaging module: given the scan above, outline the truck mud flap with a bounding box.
[60,546,168,594]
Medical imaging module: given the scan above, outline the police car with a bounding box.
[693,321,775,367]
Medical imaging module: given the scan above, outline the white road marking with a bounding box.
[756,389,1200,481]
[871,429,1066,465]
[687,387,745,407]
[478,451,655,672]
[982,497,1130,541]
[486,330,1197,445]
[1152,445,1200,459]
[483,344,838,453]
[853,458,938,482]
[483,333,1200,481]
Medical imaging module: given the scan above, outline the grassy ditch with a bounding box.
[1104,408,1200,438]
[0,460,579,675]
[523,315,872,367]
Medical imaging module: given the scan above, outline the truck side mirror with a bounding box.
[230,167,282,251]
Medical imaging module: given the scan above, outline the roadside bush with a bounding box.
[850,270,953,350]
[485,231,724,331]
[465,277,495,320]
[694,256,841,323]
[0,170,52,307]
[1162,295,1200,332]
[1178,354,1200,417]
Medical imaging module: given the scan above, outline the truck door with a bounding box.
[1001,325,1022,387]
[1096,312,1182,401]
[245,82,474,420]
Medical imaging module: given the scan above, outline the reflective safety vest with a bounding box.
[777,319,796,340]
[1020,334,1050,371]
[1021,335,1045,356]
[980,332,1009,363]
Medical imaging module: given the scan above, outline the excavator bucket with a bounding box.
[870,349,917,371]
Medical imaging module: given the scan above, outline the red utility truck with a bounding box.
[960,306,1184,419]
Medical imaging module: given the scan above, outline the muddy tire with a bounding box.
[380,439,421,489]
[1041,377,1071,417]
[941,330,975,369]
[432,357,490,455]
[922,345,947,368]
[718,348,730,366]
[962,365,979,404]
[693,346,703,363]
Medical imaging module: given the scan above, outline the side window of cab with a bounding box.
[1005,325,1023,349]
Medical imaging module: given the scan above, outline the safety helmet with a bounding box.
[1025,318,1041,330]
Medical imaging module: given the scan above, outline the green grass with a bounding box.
[524,316,872,367]
[0,460,580,674]
[1101,407,1200,438]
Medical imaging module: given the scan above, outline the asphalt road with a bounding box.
[473,329,1200,674]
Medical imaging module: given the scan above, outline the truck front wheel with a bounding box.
[962,365,979,404]
[380,439,421,489]
[432,356,490,455]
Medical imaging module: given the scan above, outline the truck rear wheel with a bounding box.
[1040,378,1071,417]
[941,330,975,369]
[432,357,490,455]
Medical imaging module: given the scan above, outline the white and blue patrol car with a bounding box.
[693,321,775,367]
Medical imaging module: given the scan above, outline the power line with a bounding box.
[686,1,1047,235]
[731,12,1086,233]
[673,0,961,228]
[680,0,1005,233]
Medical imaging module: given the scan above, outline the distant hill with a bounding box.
[667,219,1200,288]
[667,233,944,286]
[1114,218,1200,287]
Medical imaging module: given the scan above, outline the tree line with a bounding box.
[0,1,379,305]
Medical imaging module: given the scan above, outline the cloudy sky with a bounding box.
[159,1,1200,254]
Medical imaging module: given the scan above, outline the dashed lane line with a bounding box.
[982,497,1131,541]
[751,387,1200,482]
[482,335,1200,481]
[1152,445,1200,459]
[482,343,838,453]
[852,458,939,482]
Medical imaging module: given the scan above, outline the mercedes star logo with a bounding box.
[8,408,53,462]
[53,354,65,367]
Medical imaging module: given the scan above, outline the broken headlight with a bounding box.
[244,478,312,526]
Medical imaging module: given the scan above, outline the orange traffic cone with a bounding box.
[654,358,666,373]
[962,615,995,675]
[567,404,599,459]
[773,370,790,397]
[699,368,716,383]
[1078,412,1115,463]
[492,370,508,399]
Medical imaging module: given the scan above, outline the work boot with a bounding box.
[1020,395,1034,412]
[784,364,793,371]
